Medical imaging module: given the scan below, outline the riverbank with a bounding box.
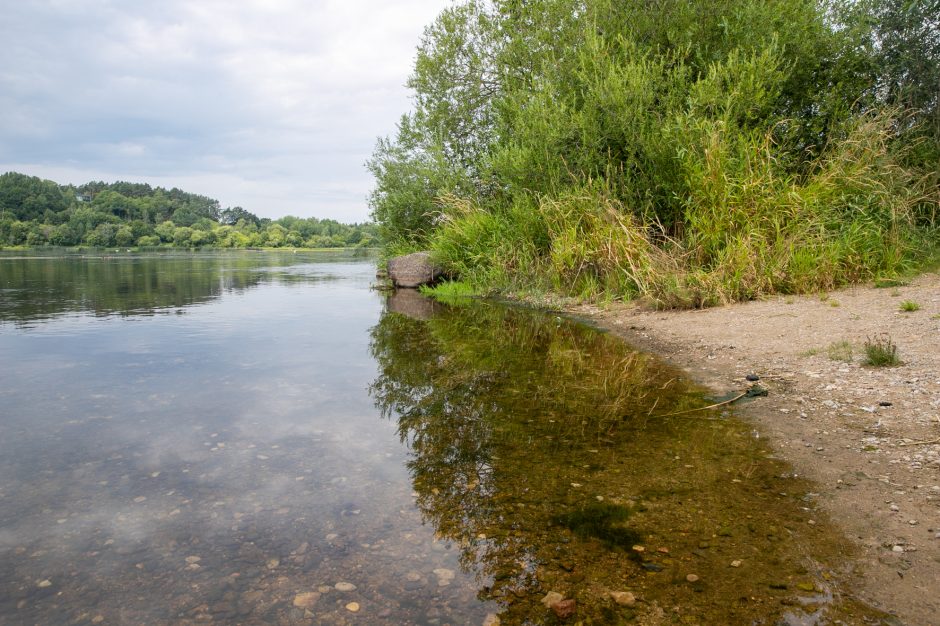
[564,272,940,625]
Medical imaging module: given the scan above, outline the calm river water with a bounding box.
[0,251,888,625]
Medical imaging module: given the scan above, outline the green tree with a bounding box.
[0,172,69,221]
[136,235,161,247]
[85,223,118,247]
[154,221,177,242]
[115,225,135,247]
[367,115,467,243]
[843,0,940,162]
[221,206,260,226]
[172,226,194,246]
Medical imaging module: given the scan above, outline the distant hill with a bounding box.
[0,171,377,248]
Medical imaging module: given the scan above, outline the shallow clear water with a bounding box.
[0,251,886,625]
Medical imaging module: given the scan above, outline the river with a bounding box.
[0,250,886,624]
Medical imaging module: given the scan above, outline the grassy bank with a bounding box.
[370,0,939,309]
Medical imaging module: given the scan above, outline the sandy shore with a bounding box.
[565,272,940,626]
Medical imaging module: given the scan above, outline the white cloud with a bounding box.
[0,0,449,221]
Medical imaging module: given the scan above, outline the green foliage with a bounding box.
[366,116,467,244]
[0,172,377,249]
[0,172,69,221]
[368,0,939,307]
[837,0,940,162]
[863,333,900,366]
[899,300,920,312]
[136,235,161,247]
[420,280,479,304]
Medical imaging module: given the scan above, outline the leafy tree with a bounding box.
[843,0,940,162]
[0,172,69,221]
[49,223,80,246]
[367,115,467,243]
[172,226,194,246]
[85,223,118,247]
[136,235,161,247]
[115,225,135,247]
[221,206,260,226]
[154,221,177,243]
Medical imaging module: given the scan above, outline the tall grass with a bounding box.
[430,112,924,308]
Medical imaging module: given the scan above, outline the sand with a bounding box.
[566,271,940,626]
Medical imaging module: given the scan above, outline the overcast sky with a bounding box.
[0,0,449,222]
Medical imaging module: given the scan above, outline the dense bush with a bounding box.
[369,0,939,307]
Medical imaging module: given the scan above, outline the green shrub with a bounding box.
[370,0,938,308]
[899,300,920,312]
[863,334,899,366]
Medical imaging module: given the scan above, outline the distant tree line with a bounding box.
[0,172,377,249]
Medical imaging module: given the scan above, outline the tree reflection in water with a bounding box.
[369,297,889,624]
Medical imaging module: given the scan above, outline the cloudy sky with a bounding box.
[0,0,449,222]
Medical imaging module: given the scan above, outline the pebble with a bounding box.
[541,591,564,608]
[609,591,636,606]
[892,545,905,553]
[686,574,700,583]
[909,519,919,526]
[185,556,201,564]
[345,602,360,612]
[483,614,500,626]
[552,599,577,619]
[335,582,357,592]
[730,560,742,568]
[890,504,900,511]
[292,592,320,609]
[433,568,455,586]
[37,580,52,588]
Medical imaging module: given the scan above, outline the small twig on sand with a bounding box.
[657,391,748,418]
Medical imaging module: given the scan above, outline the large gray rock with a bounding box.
[387,251,443,288]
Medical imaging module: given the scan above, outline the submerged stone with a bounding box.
[541,591,564,608]
[292,592,320,608]
[552,598,577,619]
[609,591,636,606]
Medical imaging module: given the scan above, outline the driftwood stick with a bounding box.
[656,391,749,418]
